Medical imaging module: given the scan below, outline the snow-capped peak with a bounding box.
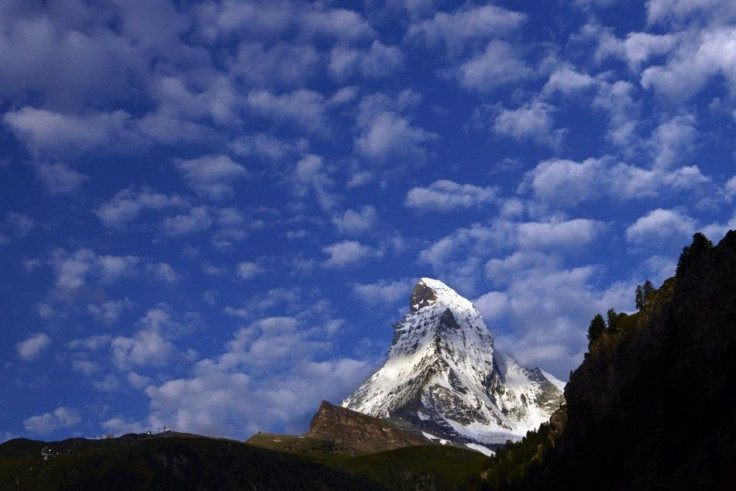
[343,278,565,450]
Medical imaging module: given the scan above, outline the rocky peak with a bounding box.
[410,279,438,312]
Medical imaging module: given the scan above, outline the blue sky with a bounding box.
[2,0,736,442]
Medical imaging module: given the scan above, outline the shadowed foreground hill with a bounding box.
[486,231,736,490]
[0,433,382,490]
[0,430,486,490]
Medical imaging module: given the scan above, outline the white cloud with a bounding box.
[195,0,294,40]
[405,180,497,211]
[516,219,606,250]
[290,154,337,212]
[300,7,374,41]
[649,114,697,168]
[160,206,212,236]
[87,298,134,325]
[481,257,635,377]
[237,261,264,280]
[23,406,81,435]
[332,206,377,235]
[175,155,249,200]
[473,291,510,322]
[96,186,188,228]
[146,262,181,283]
[111,329,178,370]
[594,29,676,71]
[457,41,532,92]
[329,41,404,80]
[646,0,736,26]
[67,335,113,352]
[16,333,51,361]
[493,101,563,147]
[641,26,736,100]
[625,208,696,248]
[523,157,712,208]
[3,107,137,155]
[356,111,436,162]
[323,240,375,267]
[247,89,327,132]
[542,66,595,95]
[407,5,526,54]
[49,248,142,290]
[352,278,412,306]
[35,162,88,195]
[143,311,373,437]
[51,248,95,289]
[98,254,140,283]
[592,80,640,147]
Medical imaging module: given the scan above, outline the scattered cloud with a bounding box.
[160,206,213,237]
[23,406,81,435]
[457,41,532,92]
[625,208,696,248]
[352,278,412,306]
[356,111,436,162]
[96,186,188,229]
[323,240,376,268]
[35,162,89,195]
[332,206,378,235]
[16,333,51,361]
[493,100,564,147]
[175,155,249,200]
[87,298,134,326]
[237,261,264,280]
[405,180,497,211]
[407,5,526,55]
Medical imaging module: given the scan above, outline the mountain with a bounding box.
[483,231,736,490]
[342,278,564,451]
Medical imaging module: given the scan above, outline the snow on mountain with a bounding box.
[342,278,564,449]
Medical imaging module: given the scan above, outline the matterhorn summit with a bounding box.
[342,278,564,450]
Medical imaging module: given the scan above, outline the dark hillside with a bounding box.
[486,231,736,490]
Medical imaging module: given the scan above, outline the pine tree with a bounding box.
[606,308,618,333]
[642,280,655,303]
[587,314,606,342]
[635,285,644,310]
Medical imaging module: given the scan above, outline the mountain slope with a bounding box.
[343,278,564,449]
[484,231,736,490]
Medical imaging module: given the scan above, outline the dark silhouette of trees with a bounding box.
[635,280,656,310]
[677,232,713,278]
[587,314,606,342]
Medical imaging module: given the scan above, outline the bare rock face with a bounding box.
[307,401,429,454]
